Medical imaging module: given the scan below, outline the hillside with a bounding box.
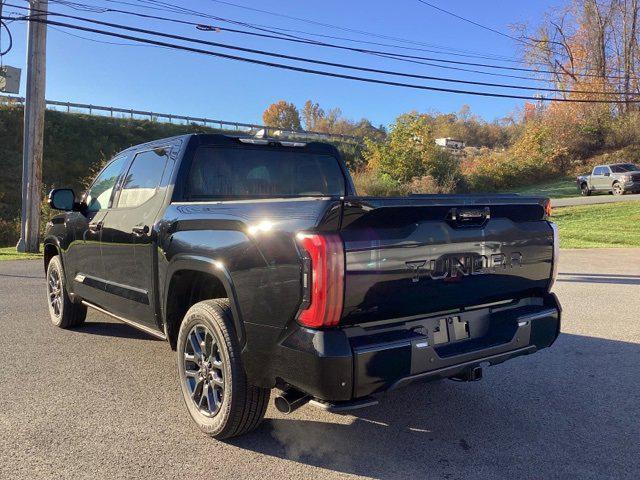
[0,106,220,243]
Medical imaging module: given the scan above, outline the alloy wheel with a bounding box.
[183,324,225,417]
[47,268,62,317]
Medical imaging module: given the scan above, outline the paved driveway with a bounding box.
[1,249,639,479]
[551,192,640,207]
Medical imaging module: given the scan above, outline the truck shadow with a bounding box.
[78,321,162,340]
[229,333,640,479]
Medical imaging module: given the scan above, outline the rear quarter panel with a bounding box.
[158,198,341,331]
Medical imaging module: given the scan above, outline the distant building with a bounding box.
[435,137,465,153]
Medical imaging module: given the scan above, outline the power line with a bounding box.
[46,1,535,64]
[95,0,529,64]
[190,0,527,61]
[415,0,527,45]
[5,13,639,103]
[0,0,13,57]
[13,0,557,83]
[48,22,159,46]
[10,2,640,90]
[413,0,576,68]
[0,21,10,56]
[8,5,630,96]
[45,0,640,83]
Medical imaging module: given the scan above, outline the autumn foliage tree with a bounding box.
[515,0,640,109]
[364,113,461,191]
[262,100,302,130]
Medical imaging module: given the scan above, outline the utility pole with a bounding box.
[17,0,47,253]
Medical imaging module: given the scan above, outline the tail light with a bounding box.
[544,199,552,218]
[296,233,344,328]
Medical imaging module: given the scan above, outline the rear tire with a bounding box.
[580,183,591,196]
[177,299,269,439]
[46,255,87,328]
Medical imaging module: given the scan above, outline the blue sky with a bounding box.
[2,0,561,127]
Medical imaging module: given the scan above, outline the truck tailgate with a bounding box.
[339,196,554,325]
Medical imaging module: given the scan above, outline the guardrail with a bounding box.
[0,95,361,143]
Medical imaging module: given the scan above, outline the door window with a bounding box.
[85,155,128,213]
[117,149,169,208]
[593,167,604,176]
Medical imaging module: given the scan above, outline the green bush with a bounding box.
[0,218,20,247]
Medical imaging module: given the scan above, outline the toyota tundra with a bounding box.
[43,134,561,439]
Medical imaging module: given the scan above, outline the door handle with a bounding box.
[132,225,150,236]
[88,221,103,233]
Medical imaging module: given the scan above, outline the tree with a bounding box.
[364,113,461,187]
[262,100,301,130]
[301,100,325,130]
[515,0,640,111]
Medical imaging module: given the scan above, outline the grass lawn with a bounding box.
[553,200,640,248]
[509,178,579,199]
[0,246,43,261]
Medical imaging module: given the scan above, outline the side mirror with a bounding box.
[48,188,77,211]
[604,172,610,177]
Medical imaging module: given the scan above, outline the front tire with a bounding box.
[177,299,269,439]
[46,255,87,328]
[612,182,624,195]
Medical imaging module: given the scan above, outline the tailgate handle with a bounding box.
[449,207,490,227]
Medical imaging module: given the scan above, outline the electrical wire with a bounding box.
[6,3,635,96]
[135,0,640,82]
[4,13,639,103]
[48,23,161,47]
[24,0,564,83]
[0,0,14,57]
[42,0,640,83]
[415,0,527,45]
[414,0,579,71]
[10,1,556,83]
[88,0,533,64]
[0,20,10,56]
[153,0,527,61]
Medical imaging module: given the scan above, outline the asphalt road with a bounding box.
[551,192,640,207]
[1,249,639,480]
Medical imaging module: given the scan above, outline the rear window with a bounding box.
[186,147,346,198]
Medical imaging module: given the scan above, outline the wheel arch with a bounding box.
[43,238,61,273]
[163,255,246,350]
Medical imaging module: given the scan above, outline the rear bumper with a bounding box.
[264,293,561,403]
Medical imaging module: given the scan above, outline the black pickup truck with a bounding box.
[44,134,561,439]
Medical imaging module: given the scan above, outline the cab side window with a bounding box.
[116,149,169,208]
[85,155,128,213]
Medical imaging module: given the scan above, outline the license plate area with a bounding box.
[429,316,470,346]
